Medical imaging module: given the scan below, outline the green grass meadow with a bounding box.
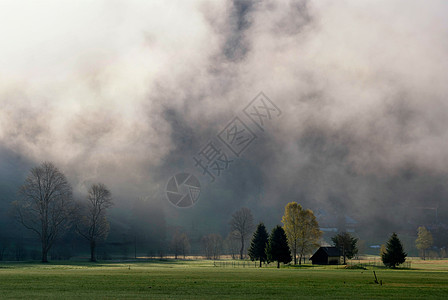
[0,259,447,299]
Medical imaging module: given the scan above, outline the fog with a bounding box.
[1,0,448,257]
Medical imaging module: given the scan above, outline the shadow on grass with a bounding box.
[347,264,415,271]
[286,264,320,269]
[0,258,202,268]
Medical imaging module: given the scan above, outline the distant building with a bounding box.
[310,247,342,265]
[315,209,358,233]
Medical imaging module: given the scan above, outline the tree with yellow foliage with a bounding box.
[282,202,322,265]
[282,202,301,265]
[415,226,433,260]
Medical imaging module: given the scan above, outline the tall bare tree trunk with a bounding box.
[42,220,48,262]
[90,240,96,262]
[230,208,254,261]
[42,245,48,263]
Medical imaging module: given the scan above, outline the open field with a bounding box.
[0,259,447,299]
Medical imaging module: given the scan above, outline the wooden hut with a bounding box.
[310,247,342,265]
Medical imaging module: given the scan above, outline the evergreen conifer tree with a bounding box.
[248,223,269,267]
[381,232,407,268]
[266,225,292,268]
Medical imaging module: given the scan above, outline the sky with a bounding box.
[1,0,448,238]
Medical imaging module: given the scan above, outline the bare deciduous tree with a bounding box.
[225,231,240,259]
[171,231,190,259]
[0,236,10,261]
[13,162,74,263]
[75,183,113,262]
[202,233,223,260]
[230,207,254,259]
